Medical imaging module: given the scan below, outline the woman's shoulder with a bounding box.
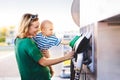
[16,37,32,43]
[20,38,36,47]
[25,38,34,43]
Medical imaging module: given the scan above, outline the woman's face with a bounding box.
[28,21,39,37]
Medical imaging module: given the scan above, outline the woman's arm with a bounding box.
[38,51,74,66]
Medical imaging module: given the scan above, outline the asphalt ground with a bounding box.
[0,46,70,80]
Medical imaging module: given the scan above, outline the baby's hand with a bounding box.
[41,50,50,58]
[41,50,49,54]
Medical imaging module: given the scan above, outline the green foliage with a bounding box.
[0,36,5,42]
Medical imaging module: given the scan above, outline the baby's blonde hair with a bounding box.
[40,20,53,31]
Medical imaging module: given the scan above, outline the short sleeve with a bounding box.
[48,35,61,46]
[25,39,43,62]
[55,38,61,46]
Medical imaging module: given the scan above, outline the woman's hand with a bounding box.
[64,51,74,60]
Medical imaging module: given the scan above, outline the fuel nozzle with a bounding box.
[69,31,92,53]
[69,35,80,48]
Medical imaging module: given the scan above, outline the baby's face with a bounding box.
[44,23,54,36]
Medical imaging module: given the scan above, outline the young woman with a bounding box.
[14,13,74,80]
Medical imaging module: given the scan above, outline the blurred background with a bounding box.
[0,0,79,46]
[0,0,79,80]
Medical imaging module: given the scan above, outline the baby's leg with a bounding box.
[41,50,54,77]
[49,66,54,77]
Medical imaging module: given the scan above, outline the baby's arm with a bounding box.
[61,39,70,45]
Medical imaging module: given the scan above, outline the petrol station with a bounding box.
[69,0,120,80]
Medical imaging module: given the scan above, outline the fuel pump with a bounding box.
[69,31,92,80]
[70,0,95,79]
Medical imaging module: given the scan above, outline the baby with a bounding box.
[33,20,70,77]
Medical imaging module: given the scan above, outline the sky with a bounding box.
[0,0,79,32]
[1,0,120,31]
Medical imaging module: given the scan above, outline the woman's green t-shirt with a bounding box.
[15,38,51,80]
